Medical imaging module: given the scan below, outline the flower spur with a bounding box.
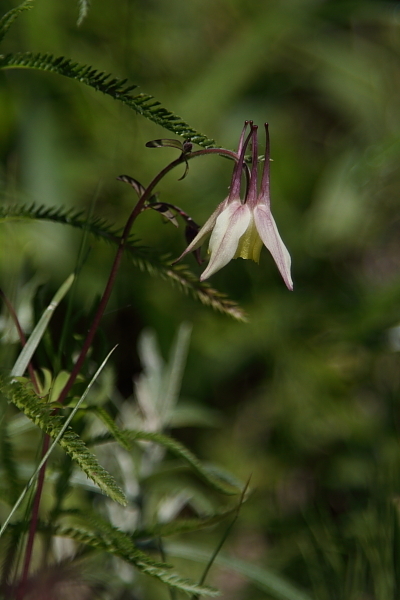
[175,122,293,290]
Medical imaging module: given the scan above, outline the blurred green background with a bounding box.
[2,0,400,597]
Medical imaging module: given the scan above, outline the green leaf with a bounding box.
[0,203,247,321]
[132,507,238,539]
[88,405,132,451]
[0,0,33,45]
[8,516,220,597]
[11,274,75,377]
[0,374,127,509]
[166,543,313,600]
[1,347,119,540]
[0,52,216,148]
[91,429,243,496]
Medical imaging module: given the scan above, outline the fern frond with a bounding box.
[91,429,242,496]
[56,524,219,595]
[8,516,219,596]
[134,256,247,322]
[133,507,238,539]
[0,375,127,505]
[0,203,247,321]
[88,406,132,451]
[0,1,33,45]
[0,52,216,148]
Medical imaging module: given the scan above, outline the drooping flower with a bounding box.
[175,122,293,290]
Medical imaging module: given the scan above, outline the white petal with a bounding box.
[200,201,251,281]
[174,198,228,263]
[254,205,293,290]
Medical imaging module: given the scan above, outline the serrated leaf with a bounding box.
[166,543,313,600]
[0,0,33,45]
[11,274,75,377]
[91,429,242,496]
[0,203,247,321]
[133,507,238,539]
[0,375,127,508]
[88,405,131,451]
[9,516,219,597]
[0,52,216,147]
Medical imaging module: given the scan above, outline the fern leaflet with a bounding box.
[0,52,216,147]
[90,428,242,496]
[0,1,33,45]
[0,375,127,505]
[0,202,247,321]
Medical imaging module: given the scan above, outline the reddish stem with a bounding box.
[16,435,50,600]
[0,290,40,394]
[15,144,242,598]
[15,150,193,598]
[0,289,47,600]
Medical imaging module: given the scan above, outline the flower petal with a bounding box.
[253,205,293,290]
[173,197,229,263]
[200,201,251,281]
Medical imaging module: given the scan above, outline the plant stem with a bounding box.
[15,150,192,598]
[0,289,40,394]
[0,290,45,600]
[16,144,241,597]
[16,434,50,600]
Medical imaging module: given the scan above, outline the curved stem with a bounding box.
[16,144,243,597]
[16,151,190,598]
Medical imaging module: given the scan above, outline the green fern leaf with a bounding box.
[55,525,219,595]
[0,203,247,321]
[88,406,132,451]
[0,52,216,147]
[17,516,220,596]
[91,429,242,496]
[133,508,238,539]
[0,1,33,45]
[127,429,243,496]
[0,375,127,505]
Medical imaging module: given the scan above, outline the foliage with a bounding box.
[2,0,400,599]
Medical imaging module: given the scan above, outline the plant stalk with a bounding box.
[16,144,240,597]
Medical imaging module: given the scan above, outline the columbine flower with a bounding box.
[175,122,293,290]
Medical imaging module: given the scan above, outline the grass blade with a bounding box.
[11,274,75,377]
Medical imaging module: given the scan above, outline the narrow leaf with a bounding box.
[0,347,119,539]
[0,53,216,147]
[88,405,131,451]
[133,507,238,539]
[1,203,247,321]
[92,429,243,496]
[11,274,75,377]
[166,543,313,600]
[0,374,127,509]
[0,0,33,45]
[15,517,219,596]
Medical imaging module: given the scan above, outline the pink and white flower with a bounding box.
[176,122,293,290]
